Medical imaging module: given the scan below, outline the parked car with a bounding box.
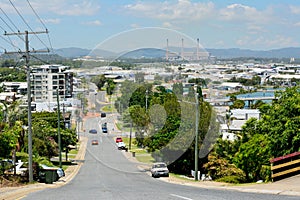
[115,137,122,143]
[89,129,97,134]
[91,140,99,145]
[117,142,127,150]
[150,162,169,178]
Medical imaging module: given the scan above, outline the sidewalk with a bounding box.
[0,136,88,200]
[122,150,300,197]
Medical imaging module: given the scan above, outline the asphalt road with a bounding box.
[23,116,299,200]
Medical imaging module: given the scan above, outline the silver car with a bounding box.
[151,162,169,178]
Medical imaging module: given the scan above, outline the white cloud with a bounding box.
[0,0,100,16]
[42,18,61,24]
[124,0,214,21]
[219,4,273,24]
[294,22,300,27]
[130,24,140,28]
[162,22,174,28]
[54,1,100,16]
[82,20,102,26]
[289,5,300,14]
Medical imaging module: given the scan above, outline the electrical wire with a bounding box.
[0,7,19,31]
[31,54,51,64]
[9,0,49,50]
[0,24,20,52]
[0,34,21,51]
[0,7,26,43]
[26,0,54,52]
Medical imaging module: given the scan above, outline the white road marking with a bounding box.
[170,194,193,200]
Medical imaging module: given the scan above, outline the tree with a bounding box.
[261,87,300,157]
[230,99,245,109]
[106,79,116,95]
[129,105,149,146]
[135,72,145,83]
[0,123,19,158]
[91,74,106,90]
[233,134,270,181]
[172,82,183,99]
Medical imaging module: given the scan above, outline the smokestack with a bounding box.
[166,38,169,61]
[197,38,199,60]
[181,38,184,60]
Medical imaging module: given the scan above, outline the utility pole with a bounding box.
[179,85,200,181]
[129,120,132,150]
[57,89,62,168]
[194,85,199,181]
[4,30,49,183]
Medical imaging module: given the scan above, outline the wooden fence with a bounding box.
[270,151,300,181]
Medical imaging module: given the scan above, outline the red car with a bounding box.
[115,137,122,143]
[91,140,99,145]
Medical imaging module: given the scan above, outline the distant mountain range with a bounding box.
[52,47,300,59]
[3,47,299,60]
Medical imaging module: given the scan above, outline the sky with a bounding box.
[2,0,300,53]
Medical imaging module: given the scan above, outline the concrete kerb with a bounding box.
[121,150,300,197]
[0,136,88,200]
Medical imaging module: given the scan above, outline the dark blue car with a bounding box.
[89,129,97,134]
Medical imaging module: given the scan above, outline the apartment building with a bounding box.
[31,65,73,103]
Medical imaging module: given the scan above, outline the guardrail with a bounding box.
[270,151,300,181]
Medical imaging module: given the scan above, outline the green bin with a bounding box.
[45,169,58,184]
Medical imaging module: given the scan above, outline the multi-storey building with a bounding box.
[31,65,73,103]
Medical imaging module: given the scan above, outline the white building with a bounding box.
[31,65,74,103]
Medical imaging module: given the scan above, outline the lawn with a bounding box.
[120,137,155,164]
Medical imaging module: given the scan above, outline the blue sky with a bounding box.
[2,0,300,52]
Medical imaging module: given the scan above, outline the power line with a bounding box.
[0,34,21,51]
[0,7,26,43]
[9,0,49,50]
[0,25,20,52]
[26,0,54,52]
[31,54,51,64]
[26,0,46,29]
[0,7,20,32]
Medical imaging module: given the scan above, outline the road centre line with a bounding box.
[170,194,193,200]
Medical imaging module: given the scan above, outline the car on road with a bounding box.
[91,140,99,145]
[102,127,108,133]
[117,142,127,150]
[115,137,122,143]
[89,129,97,134]
[151,162,169,178]
[101,112,106,118]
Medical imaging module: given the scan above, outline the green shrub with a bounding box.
[216,175,245,184]
[204,152,246,183]
[259,165,271,182]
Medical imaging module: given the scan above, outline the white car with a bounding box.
[117,142,127,150]
[151,162,169,178]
